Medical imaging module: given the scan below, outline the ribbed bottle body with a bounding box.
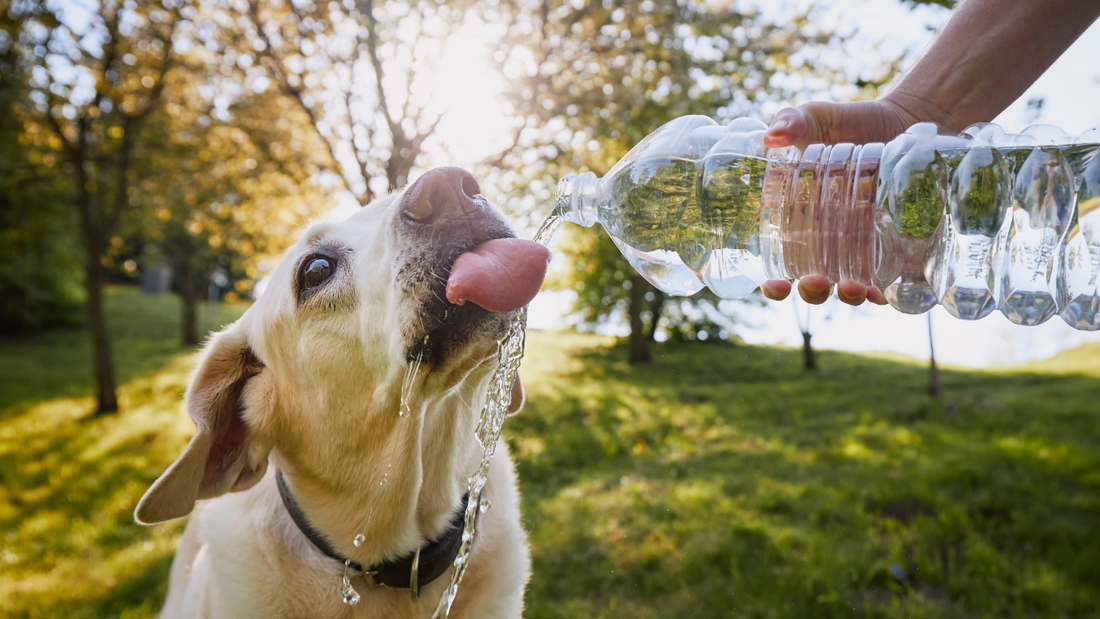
[761,142,883,291]
[553,116,1100,330]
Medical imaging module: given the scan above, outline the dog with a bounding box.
[135,167,548,618]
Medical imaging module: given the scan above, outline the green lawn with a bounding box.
[3,288,1100,618]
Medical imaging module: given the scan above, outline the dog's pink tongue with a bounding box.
[446,239,550,313]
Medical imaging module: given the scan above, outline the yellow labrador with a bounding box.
[136,168,549,618]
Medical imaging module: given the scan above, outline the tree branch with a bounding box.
[476,124,524,171]
[340,66,374,202]
[246,0,361,200]
[357,0,399,143]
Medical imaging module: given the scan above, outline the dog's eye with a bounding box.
[301,257,335,290]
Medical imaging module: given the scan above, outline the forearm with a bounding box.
[886,0,1100,132]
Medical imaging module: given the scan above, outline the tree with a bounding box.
[11,0,184,414]
[0,10,83,333]
[794,299,817,371]
[927,313,940,396]
[486,0,887,360]
[206,0,478,204]
[546,226,668,363]
[131,19,335,345]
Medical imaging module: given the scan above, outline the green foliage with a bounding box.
[894,152,947,238]
[131,70,335,307]
[0,21,82,333]
[0,186,84,333]
[547,225,745,343]
[4,291,1099,617]
[547,225,638,329]
[959,177,1003,236]
[0,0,332,341]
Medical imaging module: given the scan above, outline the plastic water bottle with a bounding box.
[553,116,1100,330]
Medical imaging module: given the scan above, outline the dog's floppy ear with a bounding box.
[507,375,525,416]
[135,323,273,524]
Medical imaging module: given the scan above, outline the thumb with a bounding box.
[764,102,841,148]
[763,107,812,148]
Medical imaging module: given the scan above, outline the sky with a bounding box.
[524,0,1100,368]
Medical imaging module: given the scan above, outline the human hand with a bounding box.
[757,98,935,306]
[762,99,931,149]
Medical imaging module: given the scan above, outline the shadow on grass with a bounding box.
[511,333,1100,619]
[4,294,1099,619]
[0,287,246,618]
[0,286,244,417]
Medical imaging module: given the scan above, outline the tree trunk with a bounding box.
[645,290,666,342]
[75,172,119,414]
[386,152,415,192]
[627,274,650,364]
[180,249,200,346]
[84,256,119,414]
[927,314,941,397]
[801,330,816,371]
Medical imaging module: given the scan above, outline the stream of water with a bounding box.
[430,214,563,618]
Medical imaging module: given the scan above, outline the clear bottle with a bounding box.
[554,116,1100,330]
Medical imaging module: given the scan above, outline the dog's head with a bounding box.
[135,168,546,525]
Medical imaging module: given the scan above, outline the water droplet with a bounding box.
[399,350,424,417]
[340,578,360,605]
[479,499,491,513]
[379,477,388,487]
[353,534,365,547]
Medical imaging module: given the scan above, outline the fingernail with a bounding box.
[803,283,828,295]
[767,119,789,134]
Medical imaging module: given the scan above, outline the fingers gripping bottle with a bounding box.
[553,115,1100,330]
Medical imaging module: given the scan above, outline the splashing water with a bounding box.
[400,350,424,417]
[340,562,361,605]
[432,214,562,618]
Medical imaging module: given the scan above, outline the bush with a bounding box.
[0,194,83,334]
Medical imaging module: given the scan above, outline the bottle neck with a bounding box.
[554,171,599,228]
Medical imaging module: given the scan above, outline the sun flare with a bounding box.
[429,28,513,167]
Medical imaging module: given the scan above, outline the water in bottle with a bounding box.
[553,115,1100,330]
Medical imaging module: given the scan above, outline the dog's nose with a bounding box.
[401,167,482,223]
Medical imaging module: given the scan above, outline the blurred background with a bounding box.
[2,0,1100,617]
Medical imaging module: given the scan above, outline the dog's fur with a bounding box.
[136,175,531,618]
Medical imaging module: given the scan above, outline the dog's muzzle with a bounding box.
[395,168,517,365]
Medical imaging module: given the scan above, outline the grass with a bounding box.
[513,336,1100,619]
[3,288,1100,618]
[0,287,247,618]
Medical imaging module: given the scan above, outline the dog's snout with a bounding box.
[401,167,482,223]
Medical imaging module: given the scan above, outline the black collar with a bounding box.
[275,470,469,595]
